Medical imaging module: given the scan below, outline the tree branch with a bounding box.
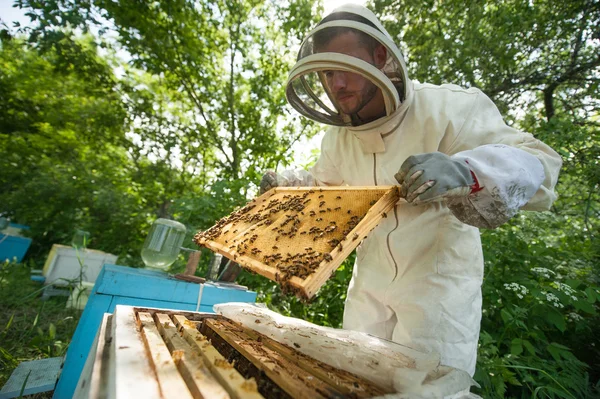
[227,13,240,179]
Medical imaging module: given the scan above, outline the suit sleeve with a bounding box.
[444,90,562,229]
[309,127,345,186]
[276,127,344,187]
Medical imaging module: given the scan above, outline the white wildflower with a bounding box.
[567,312,583,322]
[551,282,576,297]
[503,283,529,298]
[541,291,564,308]
[531,267,556,279]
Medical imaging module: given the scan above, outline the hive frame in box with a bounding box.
[195,186,400,299]
[74,305,391,399]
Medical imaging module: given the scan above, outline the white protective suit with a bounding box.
[280,5,562,376]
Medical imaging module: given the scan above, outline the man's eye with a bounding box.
[324,70,334,78]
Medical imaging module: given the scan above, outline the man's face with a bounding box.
[320,31,384,115]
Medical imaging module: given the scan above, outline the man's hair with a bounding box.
[312,12,382,53]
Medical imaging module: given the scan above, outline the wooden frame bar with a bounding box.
[171,315,264,399]
[154,313,230,399]
[139,313,195,399]
[111,305,162,398]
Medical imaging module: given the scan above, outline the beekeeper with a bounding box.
[260,4,562,376]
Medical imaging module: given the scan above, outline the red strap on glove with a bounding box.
[465,160,484,194]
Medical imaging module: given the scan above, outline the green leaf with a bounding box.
[573,299,597,315]
[585,287,597,304]
[546,342,575,363]
[502,369,522,386]
[522,339,537,356]
[493,376,507,397]
[510,338,523,356]
[547,344,562,362]
[544,309,566,332]
[4,314,14,332]
[501,308,512,324]
[565,279,582,289]
[549,342,571,350]
[49,323,56,340]
[18,370,32,399]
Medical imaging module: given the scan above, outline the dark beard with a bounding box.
[350,83,384,126]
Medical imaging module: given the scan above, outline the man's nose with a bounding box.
[330,71,347,91]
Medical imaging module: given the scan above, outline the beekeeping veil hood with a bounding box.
[286,4,409,126]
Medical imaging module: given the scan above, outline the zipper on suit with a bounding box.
[373,154,378,185]
[373,154,400,281]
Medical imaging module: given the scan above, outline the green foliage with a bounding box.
[0,261,80,388]
[0,37,147,262]
[2,0,321,267]
[237,252,355,328]
[18,0,321,182]
[476,213,599,398]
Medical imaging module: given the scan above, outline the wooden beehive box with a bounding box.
[194,186,400,299]
[75,305,392,398]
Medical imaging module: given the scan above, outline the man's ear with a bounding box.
[373,45,387,69]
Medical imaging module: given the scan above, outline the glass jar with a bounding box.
[207,253,223,281]
[71,229,91,250]
[141,218,186,271]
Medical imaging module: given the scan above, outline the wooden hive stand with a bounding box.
[194,186,400,299]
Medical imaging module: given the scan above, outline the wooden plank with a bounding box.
[138,313,194,399]
[174,274,206,284]
[194,186,400,299]
[229,320,391,398]
[203,318,344,399]
[96,265,256,305]
[52,287,113,399]
[0,357,62,398]
[110,306,162,399]
[75,313,111,399]
[154,313,230,399]
[109,295,213,313]
[171,315,265,399]
[132,307,217,322]
[89,313,114,399]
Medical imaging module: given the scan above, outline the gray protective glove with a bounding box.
[394,152,475,204]
[259,171,289,194]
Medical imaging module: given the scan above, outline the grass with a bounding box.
[0,260,82,397]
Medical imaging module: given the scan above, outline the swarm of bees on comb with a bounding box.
[194,187,398,298]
